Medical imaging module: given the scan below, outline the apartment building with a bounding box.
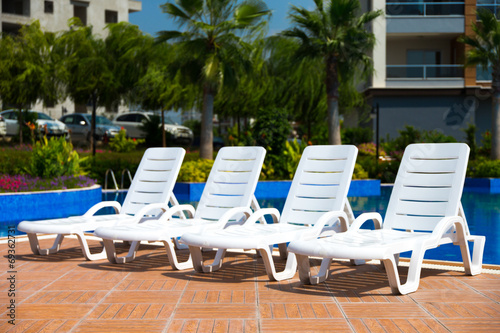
[363,0,495,142]
[0,0,142,118]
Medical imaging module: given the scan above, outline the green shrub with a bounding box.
[342,127,372,145]
[109,129,143,153]
[467,158,500,178]
[352,163,369,180]
[178,158,214,182]
[25,137,85,178]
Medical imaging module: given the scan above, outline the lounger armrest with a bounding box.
[428,215,465,245]
[242,208,281,226]
[304,210,349,239]
[348,212,383,232]
[84,201,122,216]
[217,206,253,228]
[157,204,196,222]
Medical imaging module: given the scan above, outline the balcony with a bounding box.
[386,64,464,88]
[386,1,464,16]
[477,0,500,16]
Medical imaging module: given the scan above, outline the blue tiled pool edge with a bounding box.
[465,177,500,193]
[0,185,102,225]
[173,179,382,202]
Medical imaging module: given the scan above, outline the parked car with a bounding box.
[0,113,6,137]
[60,113,120,143]
[0,110,70,140]
[112,112,194,145]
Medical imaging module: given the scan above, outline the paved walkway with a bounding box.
[1,236,499,332]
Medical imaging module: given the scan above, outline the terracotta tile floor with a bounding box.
[1,236,499,332]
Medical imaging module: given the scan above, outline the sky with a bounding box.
[129,0,315,37]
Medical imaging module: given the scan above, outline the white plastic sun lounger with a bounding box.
[288,143,485,294]
[17,147,186,261]
[180,145,358,281]
[94,146,266,270]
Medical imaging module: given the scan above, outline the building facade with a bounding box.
[363,0,495,143]
[0,0,142,118]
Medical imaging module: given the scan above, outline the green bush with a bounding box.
[467,158,500,178]
[25,137,85,178]
[109,129,143,153]
[178,158,214,182]
[342,127,372,145]
[352,163,369,180]
[0,146,32,175]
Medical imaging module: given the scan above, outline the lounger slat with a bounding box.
[295,184,340,198]
[133,181,169,193]
[142,159,178,171]
[395,200,448,216]
[217,147,261,160]
[205,194,249,207]
[211,171,253,184]
[291,197,338,211]
[215,160,258,172]
[399,186,452,202]
[299,172,343,186]
[405,158,459,173]
[400,173,455,187]
[204,182,248,196]
[390,215,444,231]
[138,170,176,182]
[302,159,347,173]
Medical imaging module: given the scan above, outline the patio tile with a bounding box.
[410,290,492,303]
[439,318,500,332]
[102,290,182,303]
[341,303,430,319]
[174,304,257,319]
[17,304,94,319]
[74,320,167,332]
[260,319,351,332]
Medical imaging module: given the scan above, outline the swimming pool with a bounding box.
[7,186,499,265]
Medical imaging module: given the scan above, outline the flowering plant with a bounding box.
[0,174,96,193]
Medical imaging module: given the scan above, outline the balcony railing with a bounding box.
[386,2,464,16]
[477,0,500,16]
[387,65,464,79]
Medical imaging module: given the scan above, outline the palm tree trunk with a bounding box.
[325,56,342,145]
[161,107,166,147]
[200,85,214,160]
[91,92,97,157]
[491,74,500,160]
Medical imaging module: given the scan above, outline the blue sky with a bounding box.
[129,0,315,37]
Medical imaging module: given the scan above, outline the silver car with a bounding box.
[113,111,193,144]
[60,113,120,143]
[0,113,6,137]
[0,110,70,140]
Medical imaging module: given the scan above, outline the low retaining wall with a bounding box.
[173,179,382,202]
[0,185,102,225]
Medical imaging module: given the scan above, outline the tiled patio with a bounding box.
[1,236,500,332]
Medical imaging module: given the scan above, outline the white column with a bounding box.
[372,0,387,88]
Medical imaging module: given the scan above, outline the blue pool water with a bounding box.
[7,187,499,265]
[100,187,499,265]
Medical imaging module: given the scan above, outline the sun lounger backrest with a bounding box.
[384,143,470,232]
[279,145,358,227]
[121,147,186,216]
[194,146,266,221]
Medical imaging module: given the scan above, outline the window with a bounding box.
[73,4,87,26]
[105,10,118,24]
[61,116,74,125]
[44,1,54,14]
[116,114,136,122]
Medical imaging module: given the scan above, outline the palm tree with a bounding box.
[158,0,270,159]
[283,0,382,145]
[459,9,500,159]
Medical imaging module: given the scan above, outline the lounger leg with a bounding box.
[189,246,226,273]
[102,239,140,264]
[75,232,107,261]
[383,247,425,295]
[297,254,332,285]
[27,233,65,255]
[278,244,288,260]
[163,239,193,270]
[174,238,188,250]
[258,247,297,281]
[458,235,485,276]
